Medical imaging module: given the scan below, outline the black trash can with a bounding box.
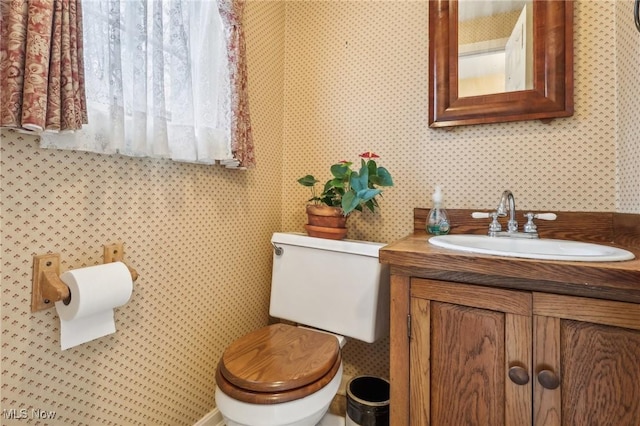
[346,376,390,426]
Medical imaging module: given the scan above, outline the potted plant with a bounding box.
[297,152,394,239]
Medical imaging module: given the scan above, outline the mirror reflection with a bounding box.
[458,0,533,97]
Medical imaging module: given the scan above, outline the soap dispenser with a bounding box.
[427,186,450,235]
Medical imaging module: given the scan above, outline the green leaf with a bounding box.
[367,159,377,179]
[325,178,345,191]
[341,190,360,215]
[297,175,318,187]
[376,167,393,186]
[330,163,350,179]
[356,188,382,202]
[350,164,369,192]
[364,199,376,212]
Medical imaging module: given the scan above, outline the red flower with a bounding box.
[359,151,380,159]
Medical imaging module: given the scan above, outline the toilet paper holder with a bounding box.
[31,243,139,312]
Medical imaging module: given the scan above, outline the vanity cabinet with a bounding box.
[394,277,640,426]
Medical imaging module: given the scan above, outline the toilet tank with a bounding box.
[269,232,390,343]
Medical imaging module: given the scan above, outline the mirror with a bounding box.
[458,0,533,97]
[429,0,573,127]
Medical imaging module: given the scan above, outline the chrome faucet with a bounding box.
[471,190,558,238]
[496,190,518,233]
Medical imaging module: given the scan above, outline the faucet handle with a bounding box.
[471,212,491,219]
[488,212,502,233]
[523,212,557,234]
[472,211,502,234]
[471,211,502,234]
[533,213,557,221]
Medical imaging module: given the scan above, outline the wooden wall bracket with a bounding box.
[31,253,71,312]
[31,244,138,313]
[103,243,139,282]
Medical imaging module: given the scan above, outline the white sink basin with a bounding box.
[429,234,635,262]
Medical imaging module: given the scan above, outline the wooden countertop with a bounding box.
[380,210,640,304]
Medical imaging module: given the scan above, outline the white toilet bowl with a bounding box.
[214,324,343,426]
[215,363,342,426]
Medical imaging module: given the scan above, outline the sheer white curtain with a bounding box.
[40,0,239,166]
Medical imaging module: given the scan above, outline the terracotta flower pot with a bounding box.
[303,224,348,240]
[304,205,348,240]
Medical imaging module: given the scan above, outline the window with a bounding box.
[28,0,254,168]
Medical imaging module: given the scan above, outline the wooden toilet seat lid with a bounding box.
[218,323,340,393]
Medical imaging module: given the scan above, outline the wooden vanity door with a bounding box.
[410,279,533,426]
[533,293,640,426]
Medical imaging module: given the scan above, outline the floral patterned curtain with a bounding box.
[217,0,256,169]
[0,0,87,132]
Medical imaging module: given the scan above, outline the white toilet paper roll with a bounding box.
[55,262,133,349]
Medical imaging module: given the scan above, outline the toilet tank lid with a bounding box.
[272,232,386,258]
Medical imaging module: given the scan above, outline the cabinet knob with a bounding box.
[508,366,530,385]
[537,369,560,389]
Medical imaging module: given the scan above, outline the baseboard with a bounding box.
[194,408,224,426]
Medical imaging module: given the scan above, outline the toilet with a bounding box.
[215,232,390,426]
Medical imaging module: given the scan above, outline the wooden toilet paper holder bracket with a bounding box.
[31,253,70,312]
[103,243,139,282]
[31,243,138,312]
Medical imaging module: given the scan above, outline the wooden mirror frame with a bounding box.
[429,0,573,127]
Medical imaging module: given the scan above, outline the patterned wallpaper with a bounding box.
[1,1,638,425]
[616,0,640,212]
[281,0,638,378]
[282,0,627,245]
[1,2,285,424]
